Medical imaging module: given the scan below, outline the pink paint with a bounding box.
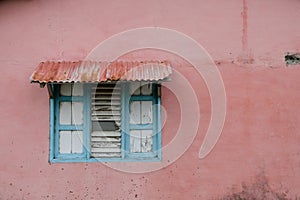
[242,0,248,51]
[0,0,300,199]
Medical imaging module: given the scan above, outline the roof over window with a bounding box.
[30,61,172,83]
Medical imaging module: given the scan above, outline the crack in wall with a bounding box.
[242,0,248,52]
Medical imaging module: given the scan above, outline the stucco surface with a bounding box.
[0,0,300,199]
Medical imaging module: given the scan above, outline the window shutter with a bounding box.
[90,83,122,158]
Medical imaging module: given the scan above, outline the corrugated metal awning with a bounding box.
[30,61,172,83]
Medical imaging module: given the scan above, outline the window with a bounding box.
[50,82,162,162]
[30,60,172,162]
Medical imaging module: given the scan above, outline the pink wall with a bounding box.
[0,0,300,199]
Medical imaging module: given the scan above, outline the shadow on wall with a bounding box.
[0,0,33,5]
[0,0,33,1]
[214,172,299,200]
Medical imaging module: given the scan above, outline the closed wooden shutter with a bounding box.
[90,83,122,158]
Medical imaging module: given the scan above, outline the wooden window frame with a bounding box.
[49,82,162,163]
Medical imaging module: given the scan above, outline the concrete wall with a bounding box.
[0,0,300,199]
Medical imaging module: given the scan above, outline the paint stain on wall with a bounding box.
[214,172,298,200]
[285,53,300,65]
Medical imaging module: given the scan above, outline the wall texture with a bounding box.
[0,0,300,199]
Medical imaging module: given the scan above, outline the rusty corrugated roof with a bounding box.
[30,61,172,83]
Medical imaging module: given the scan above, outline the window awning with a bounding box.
[30,61,172,84]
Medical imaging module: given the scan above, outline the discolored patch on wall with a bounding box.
[285,53,300,65]
[213,172,298,200]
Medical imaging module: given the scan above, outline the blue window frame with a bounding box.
[49,82,162,163]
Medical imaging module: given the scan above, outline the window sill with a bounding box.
[49,157,162,163]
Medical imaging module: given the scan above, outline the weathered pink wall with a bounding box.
[0,0,300,199]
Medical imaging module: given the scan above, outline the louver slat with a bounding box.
[92,106,121,111]
[91,148,121,153]
[91,153,121,158]
[91,102,121,106]
[91,111,121,116]
[91,96,120,100]
[91,118,121,122]
[90,83,122,158]
[91,137,121,142]
[92,91,121,95]
[91,131,121,137]
[92,143,121,148]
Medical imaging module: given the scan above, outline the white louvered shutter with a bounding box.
[90,83,122,158]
